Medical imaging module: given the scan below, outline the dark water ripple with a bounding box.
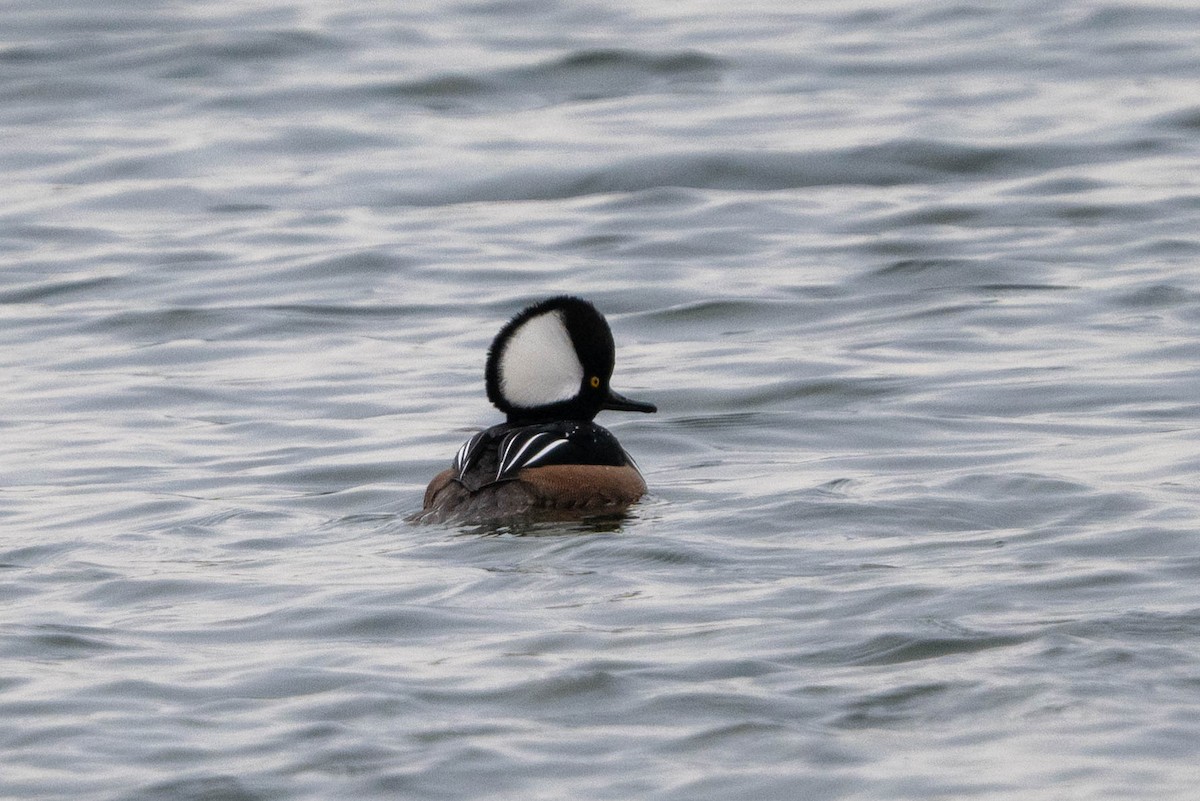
[391,138,1157,206]
[4,0,1200,799]
[373,48,727,109]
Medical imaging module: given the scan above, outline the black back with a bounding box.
[450,420,636,492]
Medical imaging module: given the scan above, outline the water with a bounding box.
[4,0,1200,798]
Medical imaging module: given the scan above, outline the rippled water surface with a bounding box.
[5,1,1200,798]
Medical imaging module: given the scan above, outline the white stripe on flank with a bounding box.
[497,432,526,474]
[498,432,550,478]
[521,439,567,469]
[454,432,483,478]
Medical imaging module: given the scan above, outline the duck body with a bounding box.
[420,296,655,524]
[422,420,647,522]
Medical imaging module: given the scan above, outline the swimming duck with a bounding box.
[421,296,656,523]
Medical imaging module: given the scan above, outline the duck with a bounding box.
[420,295,656,523]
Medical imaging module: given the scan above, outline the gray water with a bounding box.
[4,1,1200,798]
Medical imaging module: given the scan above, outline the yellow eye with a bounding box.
[589,376,601,388]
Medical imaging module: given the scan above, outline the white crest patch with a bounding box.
[498,310,584,408]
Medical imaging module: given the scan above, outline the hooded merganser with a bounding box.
[420,296,656,523]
